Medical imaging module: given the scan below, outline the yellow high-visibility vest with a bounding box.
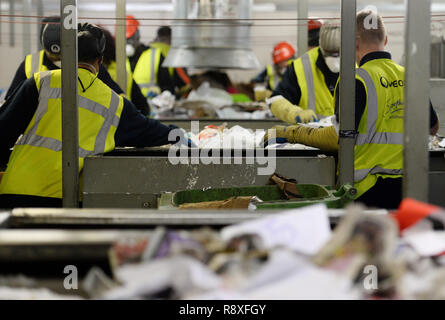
[335,58,405,197]
[150,42,174,78]
[106,59,134,99]
[266,64,282,90]
[24,50,48,78]
[0,68,124,198]
[133,47,162,97]
[293,47,335,117]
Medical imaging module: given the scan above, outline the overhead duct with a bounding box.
[163,0,260,70]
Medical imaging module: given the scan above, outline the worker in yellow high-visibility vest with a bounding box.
[124,17,174,98]
[251,41,296,94]
[263,11,440,209]
[251,19,323,103]
[149,26,191,97]
[267,22,341,123]
[0,23,191,209]
[5,16,127,103]
[101,27,150,116]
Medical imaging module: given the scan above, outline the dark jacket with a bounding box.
[5,52,150,116]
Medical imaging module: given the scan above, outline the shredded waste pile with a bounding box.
[150,83,273,120]
[1,199,445,300]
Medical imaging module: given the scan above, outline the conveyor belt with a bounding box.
[5,207,387,229]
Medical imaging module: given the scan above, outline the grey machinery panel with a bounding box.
[429,151,445,207]
[82,148,336,208]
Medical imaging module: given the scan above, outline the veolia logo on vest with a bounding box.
[380,76,404,89]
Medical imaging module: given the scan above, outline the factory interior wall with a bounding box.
[0,7,404,89]
[0,3,441,134]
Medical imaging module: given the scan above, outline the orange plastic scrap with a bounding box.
[391,198,440,231]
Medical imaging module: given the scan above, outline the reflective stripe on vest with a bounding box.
[134,48,161,90]
[293,48,334,117]
[266,65,279,90]
[0,69,123,198]
[25,51,46,79]
[17,71,120,157]
[353,67,404,183]
[355,68,404,147]
[301,54,316,112]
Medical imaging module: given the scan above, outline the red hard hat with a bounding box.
[126,15,140,39]
[308,19,323,31]
[272,41,296,64]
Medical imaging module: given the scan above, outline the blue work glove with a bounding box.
[146,91,159,99]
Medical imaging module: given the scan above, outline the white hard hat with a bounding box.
[319,22,340,56]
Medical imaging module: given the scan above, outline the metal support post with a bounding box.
[297,0,308,57]
[403,0,431,202]
[61,0,79,208]
[9,0,14,47]
[22,0,31,57]
[37,0,44,50]
[338,0,356,187]
[115,0,127,93]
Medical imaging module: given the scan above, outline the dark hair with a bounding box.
[40,16,60,44]
[157,26,171,39]
[308,28,320,47]
[77,23,106,63]
[101,27,116,65]
[42,23,61,55]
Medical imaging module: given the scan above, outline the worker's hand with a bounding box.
[254,85,273,102]
[295,109,318,124]
[262,125,294,147]
[176,128,198,148]
[263,124,339,152]
[267,95,318,124]
[146,91,159,99]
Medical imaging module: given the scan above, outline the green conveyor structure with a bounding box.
[158,184,358,210]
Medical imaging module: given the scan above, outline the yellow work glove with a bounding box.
[263,125,339,152]
[254,86,273,102]
[267,95,318,124]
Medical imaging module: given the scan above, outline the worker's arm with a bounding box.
[250,68,268,84]
[266,80,441,151]
[130,80,150,116]
[98,64,124,95]
[114,98,179,148]
[157,55,175,94]
[5,60,27,100]
[271,62,302,105]
[0,77,39,154]
[267,95,318,124]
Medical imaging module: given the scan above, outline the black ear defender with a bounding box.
[78,23,106,57]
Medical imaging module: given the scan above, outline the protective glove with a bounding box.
[261,125,290,147]
[267,95,318,124]
[146,91,159,99]
[254,85,273,102]
[263,125,339,152]
[176,128,198,148]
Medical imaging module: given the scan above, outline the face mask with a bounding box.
[126,44,135,57]
[53,60,62,68]
[278,67,287,76]
[325,56,340,73]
